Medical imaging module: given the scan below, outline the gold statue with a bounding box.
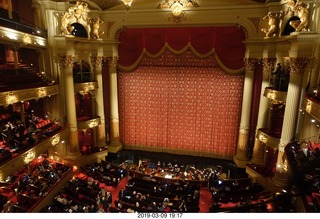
[90,18,104,39]
[61,11,74,35]
[289,1,309,32]
[261,12,279,37]
[73,1,88,22]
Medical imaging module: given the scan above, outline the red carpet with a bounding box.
[199,187,212,212]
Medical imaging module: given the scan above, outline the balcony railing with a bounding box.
[0,17,47,38]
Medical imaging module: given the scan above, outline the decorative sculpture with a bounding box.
[288,1,309,32]
[90,18,105,39]
[261,12,279,37]
[73,1,88,22]
[60,10,74,35]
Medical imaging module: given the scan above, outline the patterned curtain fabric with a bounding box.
[118,26,246,74]
[118,50,244,160]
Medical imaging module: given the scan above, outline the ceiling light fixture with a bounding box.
[158,0,199,23]
[121,0,134,10]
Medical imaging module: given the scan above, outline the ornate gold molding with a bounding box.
[0,85,60,106]
[286,57,310,74]
[264,87,287,103]
[103,56,119,68]
[257,128,280,149]
[58,55,75,68]
[261,58,277,72]
[77,116,101,129]
[244,58,258,71]
[74,82,98,94]
[302,97,320,122]
[90,56,103,68]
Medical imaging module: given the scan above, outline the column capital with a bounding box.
[90,55,103,68]
[286,57,310,75]
[103,56,119,68]
[244,58,258,71]
[58,55,75,68]
[261,57,277,72]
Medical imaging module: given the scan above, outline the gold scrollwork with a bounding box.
[58,55,75,68]
[261,58,277,72]
[37,87,47,98]
[244,58,257,71]
[104,56,119,68]
[287,57,310,74]
[51,135,60,146]
[89,120,99,128]
[5,92,18,105]
[23,149,36,164]
[305,100,312,113]
[90,56,103,68]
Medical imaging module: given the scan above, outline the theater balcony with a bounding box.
[302,95,320,122]
[74,81,98,94]
[0,22,47,48]
[77,115,101,130]
[0,85,59,106]
[246,128,280,187]
[264,87,287,103]
[0,126,68,181]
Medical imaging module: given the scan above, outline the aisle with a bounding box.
[199,187,212,212]
[99,176,128,207]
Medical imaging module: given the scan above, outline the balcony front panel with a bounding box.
[302,97,320,122]
[0,84,59,106]
[74,81,98,93]
[0,126,68,181]
[264,87,287,103]
[257,128,280,149]
[77,116,101,129]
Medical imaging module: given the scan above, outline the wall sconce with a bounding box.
[121,0,134,10]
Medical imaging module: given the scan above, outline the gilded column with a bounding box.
[90,54,106,148]
[58,54,81,158]
[251,58,277,165]
[234,58,257,167]
[107,56,123,153]
[272,57,309,187]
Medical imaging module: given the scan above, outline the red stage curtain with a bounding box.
[117,27,245,159]
[118,52,244,159]
[118,26,245,73]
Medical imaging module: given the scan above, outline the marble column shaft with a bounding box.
[273,57,309,186]
[91,55,106,147]
[59,54,81,157]
[106,56,122,148]
[234,58,257,165]
[251,58,276,165]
